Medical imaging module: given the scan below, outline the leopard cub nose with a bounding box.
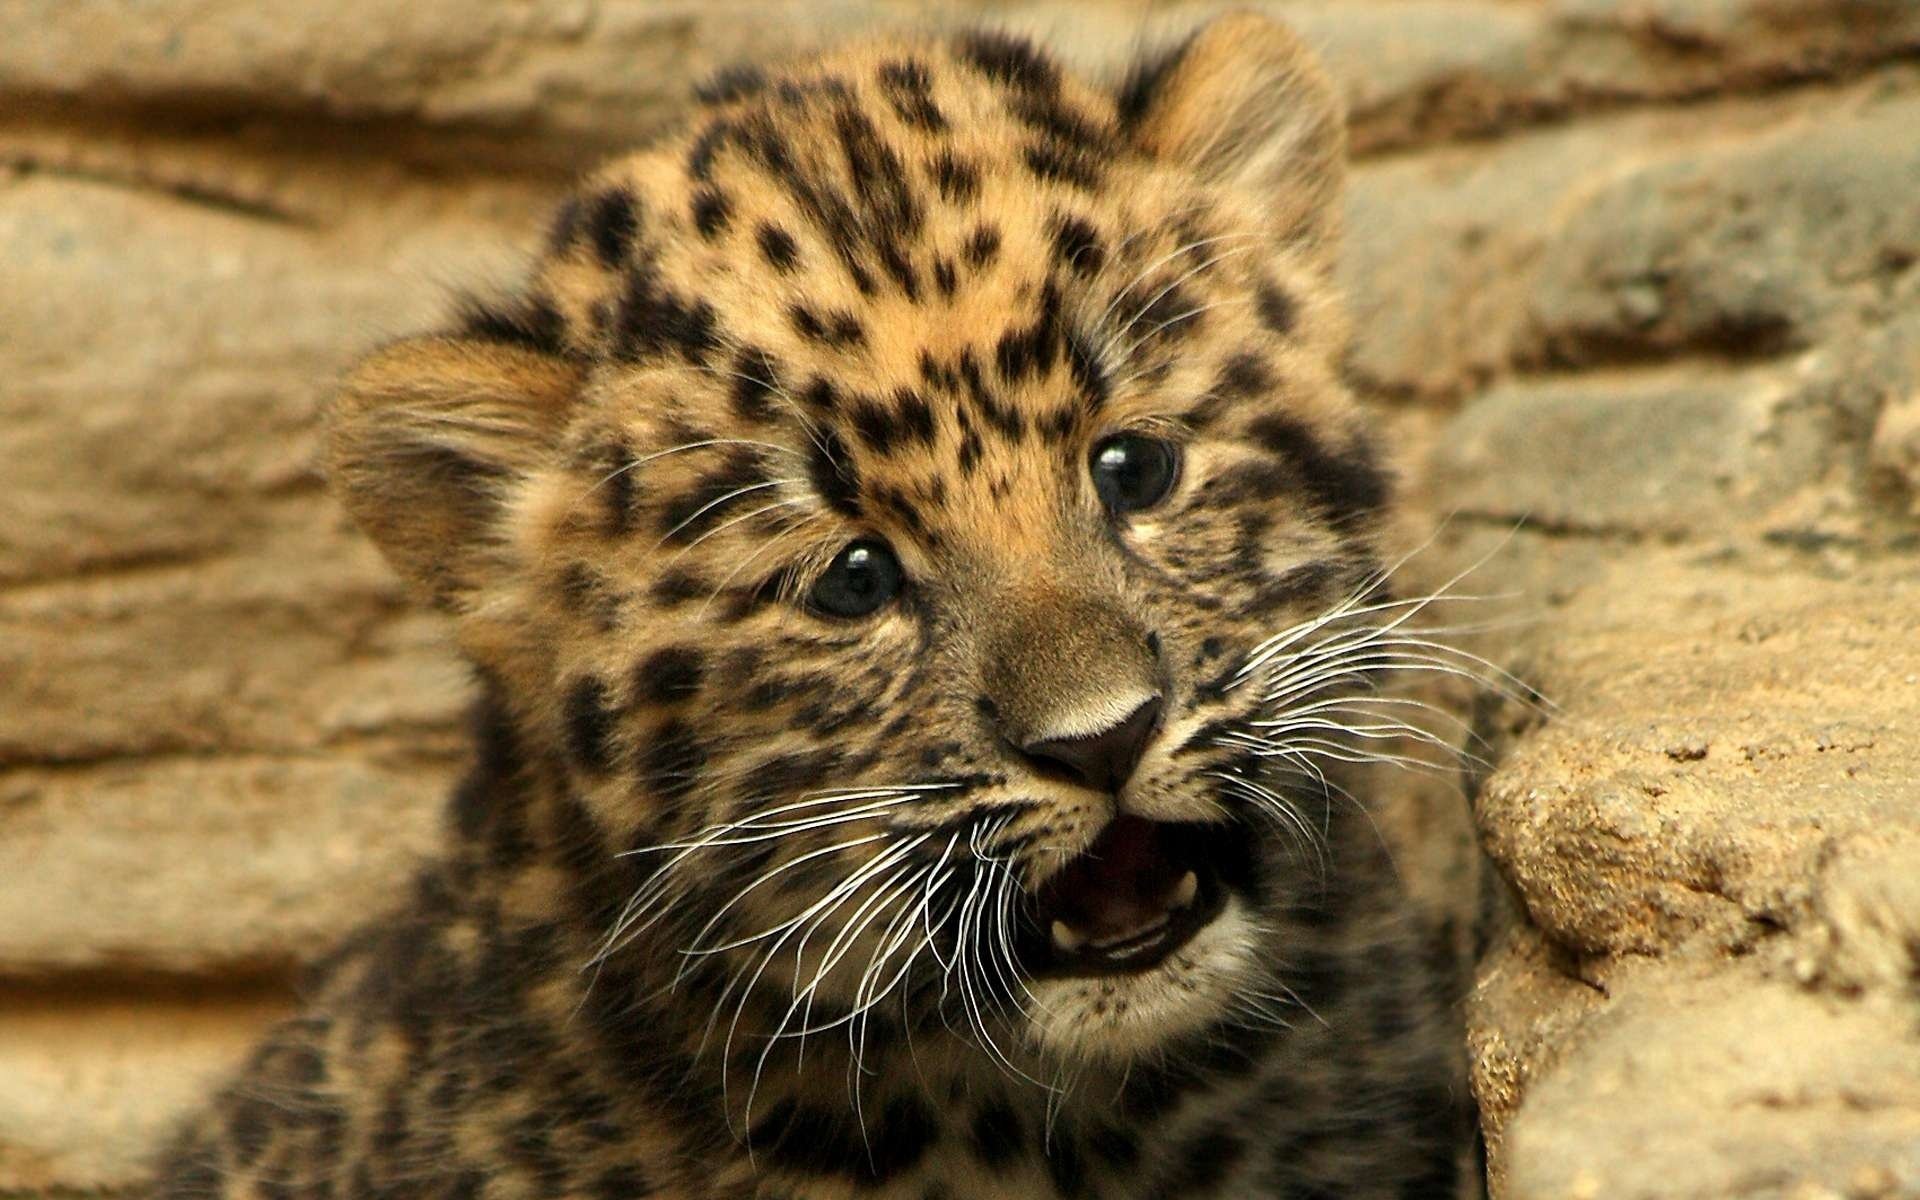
[1016,696,1164,794]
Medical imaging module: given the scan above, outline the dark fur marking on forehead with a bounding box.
[1024,141,1102,191]
[586,188,641,268]
[546,195,585,254]
[994,279,1062,385]
[1050,213,1104,277]
[833,105,921,234]
[688,119,732,180]
[788,303,866,350]
[931,151,981,204]
[695,63,768,105]
[690,187,732,239]
[635,646,707,704]
[1217,351,1274,400]
[656,450,770,545]
[807,427,862,517]
[458,293,566,356]
[729,346,782,423]
[1009,91,1113,155]
[564,678,615,775]
[1256,279,1299,336]
[932,256,958,299]
[756,222,799,271]
[879,58,948,132]
[955,30,1061,95]
[1248,414,1391,527]
[613,259,717,363]
[964,223,1001,267]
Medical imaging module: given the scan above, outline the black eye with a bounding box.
[1090,435,1180,514]
[810,538,903,618]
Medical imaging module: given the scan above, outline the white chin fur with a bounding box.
[1022,898,1259,1066]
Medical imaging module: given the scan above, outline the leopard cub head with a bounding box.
[328,13,1391,1072]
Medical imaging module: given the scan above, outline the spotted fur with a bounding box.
[156,16,1477,1199]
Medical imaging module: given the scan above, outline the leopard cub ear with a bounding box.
[327,334,581,609]
[1119,11,1347,260]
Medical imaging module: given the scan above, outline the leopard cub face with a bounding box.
[330,14,1395,1081]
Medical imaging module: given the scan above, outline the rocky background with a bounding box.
[3,2,1918,1196]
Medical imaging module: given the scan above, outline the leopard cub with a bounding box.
[157,13,1476,1199]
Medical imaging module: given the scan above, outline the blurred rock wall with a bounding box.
[3,2,1917,1195]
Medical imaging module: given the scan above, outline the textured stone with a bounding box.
[2,1,1920,1196]
[1497,960,1920,1200]
[0,987,290,1191]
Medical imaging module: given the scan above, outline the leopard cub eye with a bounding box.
[1090,434,1180,514]
[810,538,903,618]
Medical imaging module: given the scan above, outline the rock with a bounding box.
[3,0,1920,1195]
[1497,959,1920,1200]
[0,987,289,1191]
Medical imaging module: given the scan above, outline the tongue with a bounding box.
[1040,816,1185,943]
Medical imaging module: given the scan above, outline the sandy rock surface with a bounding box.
[2,1,1917,1194]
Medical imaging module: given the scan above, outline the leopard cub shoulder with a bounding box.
[157,14,1476,1200]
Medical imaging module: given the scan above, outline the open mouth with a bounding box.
[1017,816,1232,978]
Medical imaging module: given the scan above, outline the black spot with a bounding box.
[546,195,585,253]
[1088,1123,1140,1170]
[586,188,641,267]
[1247,414,1391,526]
[636,646,707,704]
[695,63,767,105]
[932,257,958,298]
[459,293,566,355]
[1024,141,1101,190]
[688,118,733,180]
[931,152,980,204]
[1217,352,1273,399]
[613,258,718,363]
[747,1099,866,1177]
[1051,214,1104,277]
[995,280,1062,385]
[638,719,706,804]
[803,376,839,414]
[880,58,947,131]
[964,223,1001,267]
[1044,1130,1088,1197]
[730,347,782,423]
[895,388,937,446]
[757,222,799,271]
[847,397,902,455]
[691,187,732,238]
[788,303,866,349]
[565,677,615,774]
[807,427,862,517]
[969,1100,1025,1171]
[957,30,1060,95]
[867,1096,938,1181]
[1257,279,1299,335]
